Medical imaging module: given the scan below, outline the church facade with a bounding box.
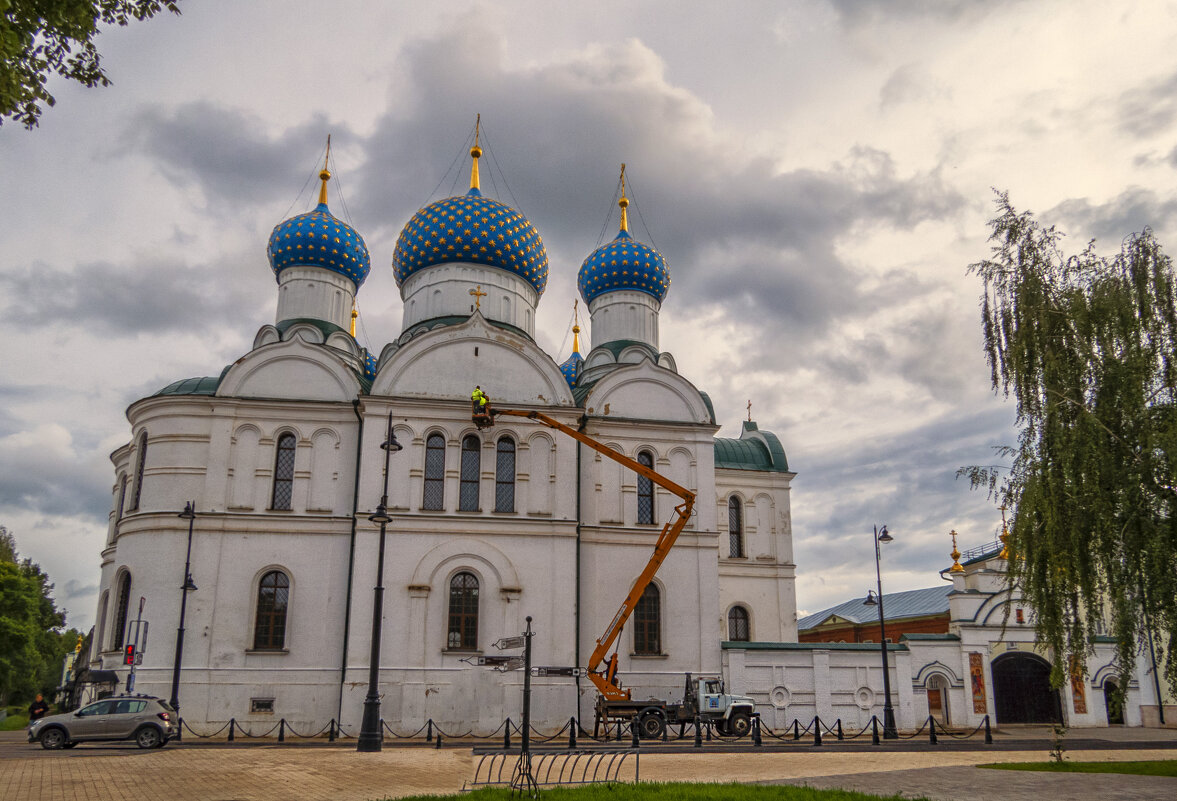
[88,146,798,733]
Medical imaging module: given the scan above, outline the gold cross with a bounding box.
[747,400,752,422]
[469,285,487,309]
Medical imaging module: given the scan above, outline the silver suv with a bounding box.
[28,695,175,749]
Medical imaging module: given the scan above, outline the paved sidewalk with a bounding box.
[1,728,1174,801]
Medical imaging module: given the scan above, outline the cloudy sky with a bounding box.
[3,1,1177,633]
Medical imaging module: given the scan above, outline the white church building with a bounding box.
[89,143,798,733]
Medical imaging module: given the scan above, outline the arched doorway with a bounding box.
[1103,680,1125,725]
[926,674,950,726]
[992,652,1061,724]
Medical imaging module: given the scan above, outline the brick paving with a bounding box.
[1,729,1175,801]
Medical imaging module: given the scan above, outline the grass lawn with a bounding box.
[980,760,1177,777]
[396,783,922,801]
[0,713,30,732]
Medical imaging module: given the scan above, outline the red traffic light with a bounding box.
[124,644,136,665]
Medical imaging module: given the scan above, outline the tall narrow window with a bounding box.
[96,591,109,654]
[115,475,127,520]
[447,572,479,650]
[112,572,131,650]
[728,496,744,557]
[128,431,148,512]
[495,437,515,512]
[728,606,750,641]
[253,570,290,650]
[271,433,297,510]
[636,450,655,525]
[423,433,446,510]
[459,435,480,511]
[634,583,661,654]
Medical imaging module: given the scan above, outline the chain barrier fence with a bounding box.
[175,713,993,748]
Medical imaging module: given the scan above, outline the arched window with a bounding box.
[728,497,744,558]
[495,436,515,512]
[112,572,131,650]
[96,591,109,653]
[636,450,655,525]
[447,572,479,650]
[459,435,481,511]
[634,584,661,654]
[271,433,297,510]
[728,606,750,641]
[128,431,148,512]
[115,475,127,520]
[423,433,446,510]
[253,570,290,650]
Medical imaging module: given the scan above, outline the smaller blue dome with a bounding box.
[268,202,371,288]
[363,351,377,379]
[577,229,669,306]
[559,351,583,388]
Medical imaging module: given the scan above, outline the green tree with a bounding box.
[1,0,181,129]
[0,526,74,705]
[963,192,1177,696]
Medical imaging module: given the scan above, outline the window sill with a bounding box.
[265,508,294,513]
[443,648,483,655]
[245,648,289,655]
[629,652,668,660]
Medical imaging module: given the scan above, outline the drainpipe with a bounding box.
[338,399,366,724]
[575,413,586,726]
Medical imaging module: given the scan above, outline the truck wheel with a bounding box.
[638,712,666,740]
[727,710,752,738]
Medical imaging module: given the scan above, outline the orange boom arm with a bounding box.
[484,407,695,701]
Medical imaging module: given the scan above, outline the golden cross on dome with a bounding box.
[949,529,964,573]
[469,114,482,191]
[618,163,629,233]
[998,502,1011,560]
[469,285,487,309]
[747,400,752,422]
[318,134,332,205]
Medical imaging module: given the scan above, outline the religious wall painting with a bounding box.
[969,652,987,713]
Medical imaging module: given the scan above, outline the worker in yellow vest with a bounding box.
[472,386,489,415]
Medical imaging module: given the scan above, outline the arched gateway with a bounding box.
[992,652,1062,724]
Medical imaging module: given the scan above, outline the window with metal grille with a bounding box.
[637,450,655,525]
[447,572,479,650]
[728,606,750,641]
[128,431,148,511]
[253,570,290,650]
[112,572,131,650]
[271,433,297,510]
[728,496,744,557]
[459,435,480,511]
[634,583,661,654]
[423,433,446,510]
[495,437,515,512]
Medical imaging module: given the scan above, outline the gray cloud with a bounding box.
[0,256,270,337]
[1047,188,1177,243]
[1118,70,1177,139]
[829,0,1018,25]
[0,426,112,517]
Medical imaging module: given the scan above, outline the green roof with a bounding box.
[714,421,789,472]
[153,366,230,397]
[597,339,660,361]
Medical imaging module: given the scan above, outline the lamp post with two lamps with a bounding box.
[863,524,898,739]
[170,501,198,735]
[357,412,402,753]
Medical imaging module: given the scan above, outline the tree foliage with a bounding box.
[963,193,1177,695]
[0,525,77,705]
[1,0,181,129]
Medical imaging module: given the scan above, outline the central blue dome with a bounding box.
[577,229,669,306]
[392,188,549,295]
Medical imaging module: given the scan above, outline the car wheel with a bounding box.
[39,728,67,750]
[727,710,752,738]
[135,726,162,749]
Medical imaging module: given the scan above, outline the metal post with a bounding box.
[752,717,762,747]
[871,715,880,745]
[929,716,938,744]
[357,413,401,752]
[522,617,534,758]
[984,715,992,744]
[171,501,197,739]
[693,715,702,748]
[813,715,822,747]
[504,718,511,750]
[872,525,898,739]
[568,717,577,749]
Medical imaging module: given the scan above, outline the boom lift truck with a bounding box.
[474,402,758,738]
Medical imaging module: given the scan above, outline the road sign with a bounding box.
[477,655,525,670]
[531,666,585,677]
[493,636,526,650]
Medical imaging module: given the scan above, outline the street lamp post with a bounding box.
[357,412,402,753]
[170,501,198,736]
[864,524,897,739]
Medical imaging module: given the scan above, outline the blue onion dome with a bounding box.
[392,136,549,295]
[268,166,371,288]
[577,171,669,306]
[559,323,584,388]
[363,351,377,379]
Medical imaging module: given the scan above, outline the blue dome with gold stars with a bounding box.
[268,201,371,288]
[392,187,548,295]
[559,351,582,388]
[578,229,669,306]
